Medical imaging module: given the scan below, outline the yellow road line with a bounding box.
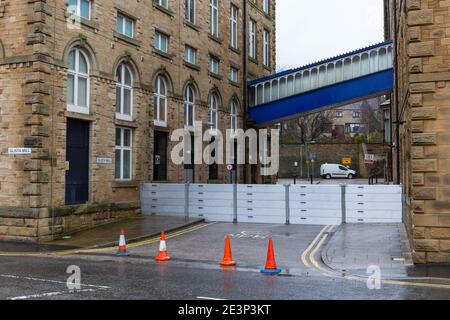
[0,222,215,257]
[300,225,331,268]
[307,232,450,290]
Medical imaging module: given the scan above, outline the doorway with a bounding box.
[65,118,90,205]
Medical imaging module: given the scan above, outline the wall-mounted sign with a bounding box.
[64,161,70,171]
[96,157,113,164]
[226,164,233,171]
[342,157,352,165]
[8,148,32,155]
[364,154,375,164]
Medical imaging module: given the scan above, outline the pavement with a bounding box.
[0,215,204,252]
[321,223,414,278]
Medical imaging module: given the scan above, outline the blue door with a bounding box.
[65,119,89,205]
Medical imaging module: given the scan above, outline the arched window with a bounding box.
[184,85,195,130]
[116,63,133,121]
[230,101,237,135]
[209,94,219,131]
[67,48,90,114]
[154,75,167,127]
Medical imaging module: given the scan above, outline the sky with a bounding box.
[276,0,385,71]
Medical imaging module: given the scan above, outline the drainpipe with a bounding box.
[393,0,401,185]
[242,0,248,184]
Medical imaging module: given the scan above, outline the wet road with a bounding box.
[0,223,449,300]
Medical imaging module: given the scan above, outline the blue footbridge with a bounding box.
[248,41,394,126]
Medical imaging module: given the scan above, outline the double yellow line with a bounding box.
[0,222,215,257]
[301,225,450,290]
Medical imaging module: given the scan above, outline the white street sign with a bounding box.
[96,157,113,164]
[8,148,32,155]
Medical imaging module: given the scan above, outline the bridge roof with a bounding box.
[248,40,393,86]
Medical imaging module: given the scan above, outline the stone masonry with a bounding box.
[387,0,450,263]
[0,0,276,241]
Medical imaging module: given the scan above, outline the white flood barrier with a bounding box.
[141,183,403,225]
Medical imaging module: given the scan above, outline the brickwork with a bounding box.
[0,0,276,241]
[388,0,450,263]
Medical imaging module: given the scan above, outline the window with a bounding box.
[184,85,196,130]
[67,48,89,114]
[345,123,365,134]
[154,31,169,53]
[116,13,134,38]
[249,19,256,59]
[68,0,91,20]
[262,0,270,14]
[154,76,168,127]
[184,46,197,65]
[116,63,133,121]
[210,0,219,37]
[339,165,349,171]
[353,111,361,118]
[384,110,391,143]
[185,0,196,24]
[209,94,219,131]
[156,0,168,9]
[230,101,237,135]
[115,127,133,181]
[335,111,343,118]
[230,67,238,82]
[263,29,270,66]
[230,5,238,49]
[209,56,220,74]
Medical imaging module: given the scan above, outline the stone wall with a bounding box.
[0,0,276,241]
[388,0,450,263]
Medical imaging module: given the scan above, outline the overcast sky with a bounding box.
[276,0,385,71]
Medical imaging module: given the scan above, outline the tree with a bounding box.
[296,110,334,144]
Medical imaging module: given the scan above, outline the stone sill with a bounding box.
[113,31,141,47]
[209,72,223,81]
[153,3,175,17]
[184,20,201,32]
[208,33,223,44]
[112,181,139,189]
[153,49,174,61]
[229,80,241,88]
[249,57,259,65]
[115,118,138,128]
[183,61,201,71]
[229,46,241,55]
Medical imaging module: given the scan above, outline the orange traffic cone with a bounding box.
[260,237,281,274]
[116,228,128,256]
[220,234,236,266]
[155,231,171,261]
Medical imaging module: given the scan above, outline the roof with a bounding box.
[248,40,393,86]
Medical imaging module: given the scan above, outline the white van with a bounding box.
[320,163,356,179]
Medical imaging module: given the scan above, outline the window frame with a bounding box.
[115,63,134,122]
[156,0,169,9]
[68,0,91,20]
[230,5,238,49]
[116,13,135,38]
[115,127,133,181]
[262,0,270,14]
[230,101,237,136]
[185,0,196,24]
[67,48,90,114]
[154,31,169,53]
[210,0,219,37]
[154,75,168,127]
[230,67,239,82]
[249,19,256,59]
[184,45,197,65]
[209,94,219,132]
[184,85,196,131]
[209,56,220,74]
[263,29,270,67]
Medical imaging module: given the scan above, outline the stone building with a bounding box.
[386,0,450,263]
[0,0,276,241]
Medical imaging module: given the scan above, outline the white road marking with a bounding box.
[8,289,98,300]
[1,274,110,300]
[197,296,227,301]
[300,225,331,268]
[0,274,110,289]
